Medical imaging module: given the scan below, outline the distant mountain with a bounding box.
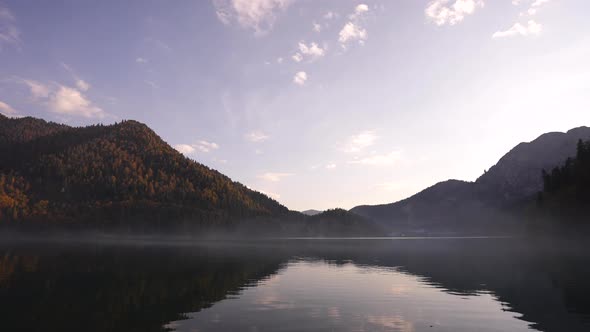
[351,127,590,234]
[0,115,289,230]
[301,209,322,216]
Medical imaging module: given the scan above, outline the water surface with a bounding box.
[0,238,589,331]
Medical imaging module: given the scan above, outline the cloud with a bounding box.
[259,189,281,199]
[342,130,377,153]
[492,20,542,38]
[325,163,336,169]
[323,11,336,20]
[338,22,367,45]
[76,79,90,91]
[20,78,105,118]
[258,172,293,182]
[0,5,20,50]
[194,140,219,152]
[293,71,307,85]
[245,130,270,142]
[277,57,283,64]
[60,62,90,91]
[297,41,326,60]
[136,57,148,64]
[526,0,550,15]
[174,144,196,155]
[22,79,50,99]
[313,22,321,32]
[425,0,484,26]
[338,4,369,48]
[174,141,219,155]
[213,0,294,34]
[292,53,303,62]
[0,100,18,116]
[348,151,402,166]
[48,85,105,118]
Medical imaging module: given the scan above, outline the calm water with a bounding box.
[1,238,589,332]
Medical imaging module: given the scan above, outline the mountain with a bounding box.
[351,127,590,234]
[0,115,290,231]
[301,209,322,216]
[533,138,590,229]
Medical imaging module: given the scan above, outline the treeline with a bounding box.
[535,139,590,226]
[0,116,288,230]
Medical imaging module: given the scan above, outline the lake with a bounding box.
[0,237,589,331]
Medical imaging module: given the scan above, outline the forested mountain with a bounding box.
[534,139,590,227]
[352,127,590,234]
[0,114,290,231]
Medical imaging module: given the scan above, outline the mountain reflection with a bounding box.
[0,239,589,332]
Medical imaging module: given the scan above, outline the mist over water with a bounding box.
[1,238,589,332]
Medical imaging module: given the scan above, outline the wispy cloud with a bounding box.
[0,5,20,50]
[341,130,377,153]
[60,62,90,91]
[213,0,294,34]
[258,172,293,182]
[245,130,270,142]
[492,20,542,39]
[425,0,484,26]
[136,57,148,64]
[348,151,402,166]
[293,71,307,85]
[0,100,18,116]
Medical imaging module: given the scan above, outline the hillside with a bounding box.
[0,115,289,230]
[352,127,590,234]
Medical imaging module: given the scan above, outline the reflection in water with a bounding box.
[0,239,589,332]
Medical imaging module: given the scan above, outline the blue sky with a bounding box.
[1,0,589,211]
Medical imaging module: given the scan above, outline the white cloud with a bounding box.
[277,57,283,64]
[0,5,20,50]
[245,130,270,142]
[258,172,293,182]
[145,80,159,89]
[325,163,337,169]
[348,151,402,166]
[48,85,105,118]
[342,130,377,153]
[293,71,307,85]
[354,4,369,15]
[323,11,336,20]
[19,78,106,118]
[527,0,550,15]
[136,57,148,64]
[259,189,281,199]
[492,20,542,38]
[0,100,18,115]
[22,79,50,99]
[298,41,325,60]
[338,5,369,48]
[174,140,219,154]
[292,53,303,62]
[76,79,90,91]
[213,0,294,34]
[313,22,321,32]
[194,140,220,152]
[174,144,196,155]
[338,22,367,45]
[425,0,484,26]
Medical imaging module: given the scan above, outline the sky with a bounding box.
[1,0,589,211]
